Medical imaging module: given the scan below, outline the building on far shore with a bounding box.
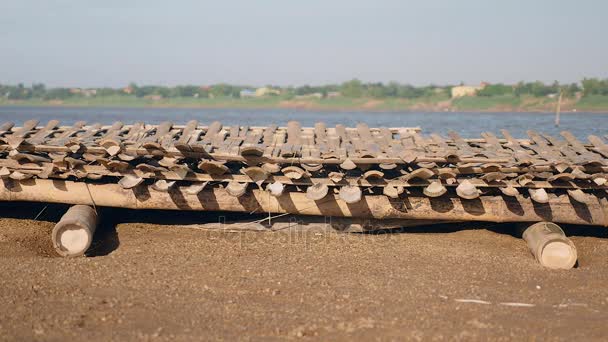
[295,93,323,100]
[240,89,256,98]
[69,88,97,97]
[255,87,281,97]
[451,82,488,98]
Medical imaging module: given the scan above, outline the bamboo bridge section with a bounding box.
[0,119,606,229]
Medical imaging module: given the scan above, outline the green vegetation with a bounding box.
[452,95,521,111]
[581,78,608,96]
[575,95,608,111]
[1,78,608,112]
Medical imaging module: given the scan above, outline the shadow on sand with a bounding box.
[0,202,606,257]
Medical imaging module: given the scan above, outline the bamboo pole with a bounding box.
[555,90,563,127]
[1,179,606,226]
[522,221,577,269]
[52,205,98,257]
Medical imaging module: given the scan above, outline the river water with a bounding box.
[0,106,606,139]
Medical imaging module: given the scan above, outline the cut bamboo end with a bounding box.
[199,161,229,175]
[591,174,606,186]
[261,163,281,174]
[438,169,457,180]
[548,173,575,182]
[499,185,519,197]
[379,163,397,170]
[87,173,103,180]
[406,168,435,180]
[328,172,344,183]
[383,183,404,198]
[401,154,417,164]
[567,189,589,203]
[151,179,176,192]
[52,205,98,257]
[170,165,189,179]
[302,163,323,172]
[10,171,33,180]
[104,160,129,173]
[306,183,329,201]
[363,170,384,180]
[99,139,121,156]
[118,175,143,189]
[142,141,163,150]
[240,145,264,157]
[423,181,447,198]
[118,153,136,161]
[226,181,248,197]
[65,141,83,153]
[340,159,357,170]
[481,172,508,182]
[552,162,568,173]
[522,222,577,269]
[241,166,269,183]
[517,174,535,186]
[266,181,285,197]
[11,152,51,163]
[417,162,437,169]
[184,181,208,195]
[529,188,549,204]
[158,157,177,167]
[480,163,502,172]
[135,163,166,173]
[456,180,480,199]
[571,168,592,179]
[282,166,308,179]
[339,185,362,204]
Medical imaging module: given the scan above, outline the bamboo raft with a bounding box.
[1,119,607,228]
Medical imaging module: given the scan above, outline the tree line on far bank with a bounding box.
[1,78,608,101]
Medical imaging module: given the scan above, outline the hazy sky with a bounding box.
[1,0,606,87]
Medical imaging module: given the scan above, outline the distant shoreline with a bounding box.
[2,96,608,114]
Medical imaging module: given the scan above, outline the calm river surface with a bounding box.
[0,106,606,139]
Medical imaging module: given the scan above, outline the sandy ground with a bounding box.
[0,202,608,341]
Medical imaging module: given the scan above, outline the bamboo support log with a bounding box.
[52,205,98,257]
[522,222,577,269]
[1,179,607,226]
